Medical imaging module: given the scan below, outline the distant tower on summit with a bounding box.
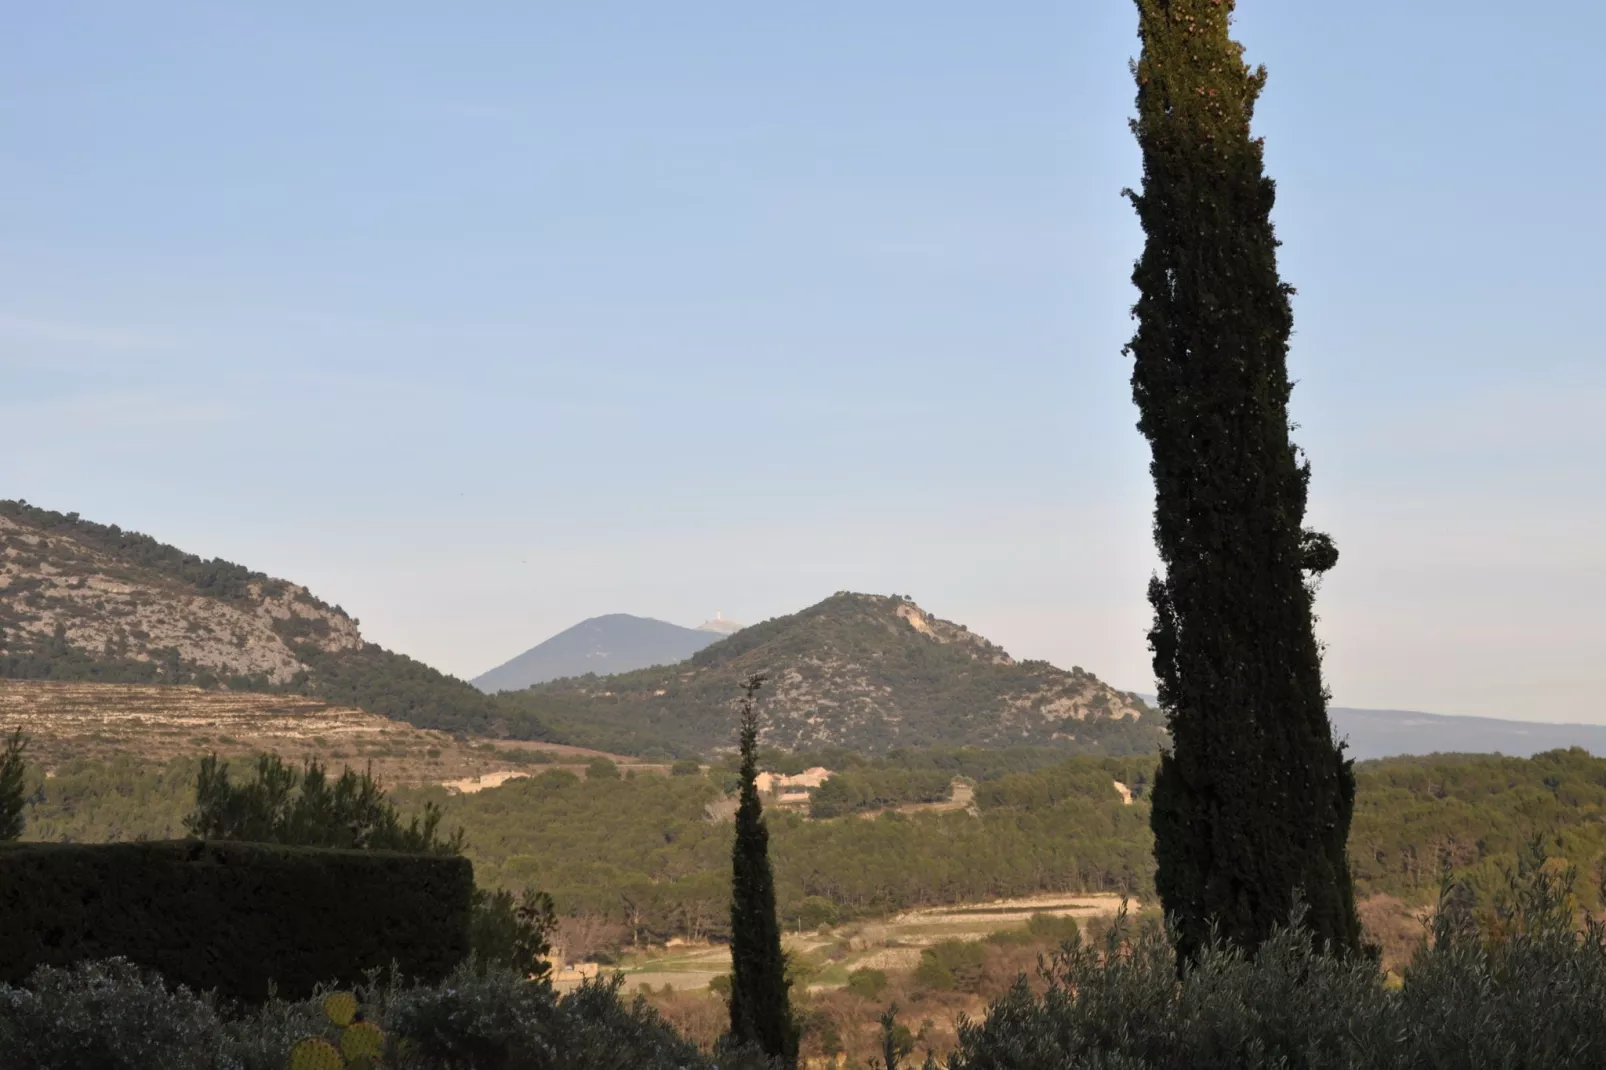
[697,610,744,636]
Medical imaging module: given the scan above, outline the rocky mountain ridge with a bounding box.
[498,592,1163,757]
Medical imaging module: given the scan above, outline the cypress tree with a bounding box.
[727,672,798,1066]
[1126,0,1361,958]
[0,729,27,842]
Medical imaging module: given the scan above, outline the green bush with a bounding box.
[914,939,987,993]
[671,759,703,777]
[0,840,472,1001]
[586,757,621,781]
[0,729,25,841]
[846,967,888,1000]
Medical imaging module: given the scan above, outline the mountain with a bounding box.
[495,591,1165,758]
[0,500,548,740]
[1331,707,1606,762]
[696,612,744,636]
[473,614,721,693]
[1130,692,1606,761]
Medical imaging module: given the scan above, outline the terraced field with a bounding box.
[0,680,660,788]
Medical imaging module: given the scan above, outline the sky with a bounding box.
[3,2,1602,722]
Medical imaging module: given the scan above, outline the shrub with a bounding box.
[470,887,558,980]
[913,940,987,993]
[671,759,702,777]
[586,758,621,781]
[0,959,723,1070]
[948,842,1606,1070]
[0,840,472,1001]
[0,728,24,841]
[846,968,888,1000]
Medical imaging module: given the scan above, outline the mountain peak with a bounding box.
[501,591,1160,757]
[473,613,720,693]
[696,611,744,636]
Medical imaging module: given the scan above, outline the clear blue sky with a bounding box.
[4,2,1602,721]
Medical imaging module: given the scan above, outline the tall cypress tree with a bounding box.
[1126,0,1361,959]
[727,673,798,1066]
[0,729,26,842]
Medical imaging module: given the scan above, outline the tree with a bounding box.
[1125,0,1361,958]
[727,673,798,1065]
[0,729,26,841]
[184,754,461,854]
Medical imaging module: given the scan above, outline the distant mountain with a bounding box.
[473,614,721,693]
[0,500,548,740]
[1130,691,1606,761]
[1331,707,1606,762]
[496,591,1166,758]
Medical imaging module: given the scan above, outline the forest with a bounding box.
[20,745,1606,953]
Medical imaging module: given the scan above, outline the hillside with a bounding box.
[474,614,721,693]
[495,591,1164,757]
[0,500,549,740]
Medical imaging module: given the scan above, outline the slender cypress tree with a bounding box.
[1126,0,1361,959]
[0,729,27,842]
[727,673,798,1066]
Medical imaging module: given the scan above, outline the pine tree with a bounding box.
[1126,0,1361,958]
[727,673,798,1066]
[0,729,27,842]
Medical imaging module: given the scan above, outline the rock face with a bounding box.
[0,500,537,740]
[499,592,1164,757]
[0,503,359,686]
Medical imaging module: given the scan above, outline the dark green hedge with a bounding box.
[0,840,472,1002]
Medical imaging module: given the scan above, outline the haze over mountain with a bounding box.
[473,614,722,693]
[497,591,1165,758]
[1133,691,1606,762]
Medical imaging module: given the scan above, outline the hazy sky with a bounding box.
[4,2,1602,721]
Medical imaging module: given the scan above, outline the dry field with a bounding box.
[575,892,1135,994]
[0,679,661,788]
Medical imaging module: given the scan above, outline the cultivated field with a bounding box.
[568,892,1135,994]
[0,680,662,788]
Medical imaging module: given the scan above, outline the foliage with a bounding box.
[671,759,703,777]
[728,674,798,1066]
[947,842,1606,1069]
[185,754,462,855]
[33,746,1606,956]
[913,940,988,993]
[585,757,621,780]
[809,768,952,819]
[0,728,26,841]
[496,593,1163,757]
[845,968,889,1001]
[0,958,721,1070]
[1126,0,1359,957]
[470,887,558,981]
[0,839,472,1001]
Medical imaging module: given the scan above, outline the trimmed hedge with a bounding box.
[0,840,472,1002]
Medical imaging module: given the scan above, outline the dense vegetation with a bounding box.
[947,844,1606,1069]
[0,499,294,607]
[0,729,25,841]
[0,959,742,1070]
[498,592,1164,757]
[1126,0,1359,956]
[22,745,1606,951]
[809,767,954,819]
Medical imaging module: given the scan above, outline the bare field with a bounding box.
[0,680,661,788]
